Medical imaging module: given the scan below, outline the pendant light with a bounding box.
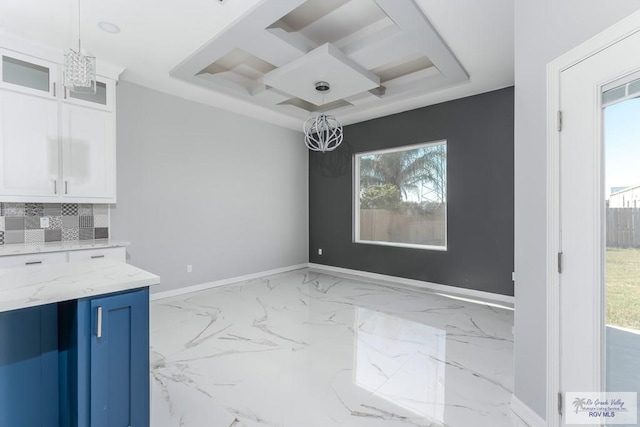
[64,0,96,94]
[303,81,344,153]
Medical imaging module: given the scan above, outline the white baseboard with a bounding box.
[511,394,546,427]
[308,263,515,307]
[150,263,308,301]
[151,262,515,308]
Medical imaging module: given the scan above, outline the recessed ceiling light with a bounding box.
[98,21,121,34]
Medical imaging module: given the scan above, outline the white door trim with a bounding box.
[546,9,640,426]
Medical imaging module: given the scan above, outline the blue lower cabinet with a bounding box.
[0,304,59,427]
[60,287,150,427]
[89,288,150,427]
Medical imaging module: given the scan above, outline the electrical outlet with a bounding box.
[187,265,193,273]
[318,248,323,255]
[40,217,50,228]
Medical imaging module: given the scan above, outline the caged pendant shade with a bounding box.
[303,114,343,152]
[303,81,343,153]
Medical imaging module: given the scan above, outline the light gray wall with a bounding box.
[111,81,308,294]
[514,1,640,418]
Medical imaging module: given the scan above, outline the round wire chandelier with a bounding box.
[303,81,344,153]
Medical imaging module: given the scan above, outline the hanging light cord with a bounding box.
[77,0,82,52]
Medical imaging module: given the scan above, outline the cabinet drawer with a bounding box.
[0,252,67,269]
[68,247,125,263]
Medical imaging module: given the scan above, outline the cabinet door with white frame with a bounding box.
[61,103,116,202]
[0,49,58,98]
[63,78,115,112]
[0,89,60,199]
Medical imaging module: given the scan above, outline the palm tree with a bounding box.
[572,397,586,414]
[359,144,446,205]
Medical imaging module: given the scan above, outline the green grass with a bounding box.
[606,248,640,330]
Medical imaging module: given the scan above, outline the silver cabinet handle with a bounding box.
[54,179,57,195]
[97,306,103,338]
[65,180,68,194]
[25,260,43,265]
[91,255,105,259]
[53,82,56,97]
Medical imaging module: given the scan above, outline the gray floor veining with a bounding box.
[150,269,514,427]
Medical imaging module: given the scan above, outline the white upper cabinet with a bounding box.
[61,104,115,200]
[0,50,57,98]
[0,90,59,198]
[0,46,122,203]
[64,79,114,111]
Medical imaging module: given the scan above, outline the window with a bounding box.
[354,141,447,250]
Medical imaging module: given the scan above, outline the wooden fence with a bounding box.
[360,208,446,246]
[607,208,640,248]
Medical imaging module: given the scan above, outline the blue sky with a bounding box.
[604,97,640,198]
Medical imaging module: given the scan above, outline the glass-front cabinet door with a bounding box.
[64,79,114,111]
[0,49,57,98]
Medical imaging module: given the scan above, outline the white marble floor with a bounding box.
[150,269,514,427]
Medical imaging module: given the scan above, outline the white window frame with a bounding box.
[353,140,448,251]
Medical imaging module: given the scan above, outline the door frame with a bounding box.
[546,9,640,426]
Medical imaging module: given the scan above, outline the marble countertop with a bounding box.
[0,258,160,313]
[0,240,129,257]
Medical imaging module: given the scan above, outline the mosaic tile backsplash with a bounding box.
[0,203,109,245]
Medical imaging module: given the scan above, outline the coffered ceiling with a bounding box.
[0,0,514,129]
[172,0,470,122]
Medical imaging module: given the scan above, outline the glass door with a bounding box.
[557,27,640,427]
[603,77,640,417]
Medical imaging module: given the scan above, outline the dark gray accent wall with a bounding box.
[309,87,514,296]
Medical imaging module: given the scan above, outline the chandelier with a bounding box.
[303,81,343,152]
[64,0,96,94]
